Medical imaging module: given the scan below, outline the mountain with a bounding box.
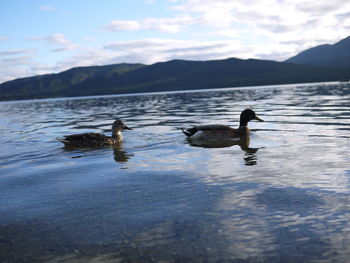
[286,36,350,67]
[0,63,146,100]
[119,58,348,92]
[1,57,350,101]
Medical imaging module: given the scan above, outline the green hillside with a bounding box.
[1,58,350,101]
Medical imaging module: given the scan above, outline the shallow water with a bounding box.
[0,82,350,262]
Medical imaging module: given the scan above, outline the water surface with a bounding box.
[1,82,350,262]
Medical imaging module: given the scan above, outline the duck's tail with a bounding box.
[57,137,69,144]
[181,127,198,137]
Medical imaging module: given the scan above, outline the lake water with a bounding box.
[0,82,350,263]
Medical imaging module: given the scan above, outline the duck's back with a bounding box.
[196,124,233,131]
[59,133,112,147]
[183,125,249,139]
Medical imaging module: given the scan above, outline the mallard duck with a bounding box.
[58,119,132,147]
[182,109,264,140]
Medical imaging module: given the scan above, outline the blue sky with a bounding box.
[1,0,349,83]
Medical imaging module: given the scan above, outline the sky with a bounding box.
[0,0,350,84]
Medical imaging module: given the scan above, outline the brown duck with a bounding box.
[182,109,264,140]
[58,119,132,147]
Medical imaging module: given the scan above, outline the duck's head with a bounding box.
[112,119,132,137]
[113,119,132,131]
[240,109,264,127]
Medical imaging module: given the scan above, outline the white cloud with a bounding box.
[0,55,34,65]
[56,48,116,69]
[0,55,36,83]
[27,33,78,51]
[197,28,241,38]
[0,35,78,83]
[33,38,251,75]
[0,49,36,56]
[101,0,350,61]
[0,51,70,83]
[171,0,350,59]
[104,20,141,31]
[1,0,350,84]
[103,15,196,33]
[28,33,69,45]
[0,49,39,82]
[295,0,347,14]
[103,38,263,63]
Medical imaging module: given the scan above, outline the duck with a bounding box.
[58,119,132,147]
[182,109,264,140]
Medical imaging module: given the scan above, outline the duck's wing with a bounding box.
[181,127,198,137]
[195,124,232,131]
[58,133,110,147]
[182,125,232,137]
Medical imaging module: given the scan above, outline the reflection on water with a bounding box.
[0,82,350,262]
[112,143,134,163]
[62,142,133,163]
[187,135,260,165]
[60,143,133,163]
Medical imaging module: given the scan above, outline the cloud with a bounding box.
[104,38,258,63]
[40,5,56,12]
[0,49,36,57]
[56,48,115,69]
[27,33,78,51]
[40,38,249,74]
[0,35,77,83]
[0,51,66,83]
[104,20,141,31]
[171,0,350,57]
[0,48,40,83]
[2,0,350,84]
[0,49,38,83]
[0,55,34,65]
[0,30,329,84]
[103,15,195,33]
[193,0,346,32]
[295,0,347,14]
[101,0,350,60]
[28,33,69,45]
[0,55,36,83]
[39,5,70,15]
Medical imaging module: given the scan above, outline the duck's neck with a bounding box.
[112,130,122,139]
[239,120,248,127]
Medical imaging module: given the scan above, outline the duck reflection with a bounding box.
[244,151,258,166]
[112,142,133,163]
[61,141,133,163]
[186,135,260,166]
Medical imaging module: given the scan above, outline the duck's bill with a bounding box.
[124,125,133,130]
[254,116,264,122]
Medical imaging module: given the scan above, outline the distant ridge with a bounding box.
[1,42,350,101]
[286,36,350,67]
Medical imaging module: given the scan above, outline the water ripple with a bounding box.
[1,82,350,262]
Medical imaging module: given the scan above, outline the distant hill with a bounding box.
[1,57,350,101]
[286,36,350,67]
[0,63,146,100]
